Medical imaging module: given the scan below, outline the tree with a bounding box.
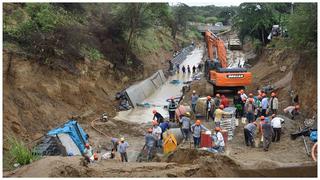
[217,7,236,25]
[167,3,194,39]
[114,3,157,63]
[287,3,317,50]
[233,3,276,45]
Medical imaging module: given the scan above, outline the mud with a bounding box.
[114,48,204,124]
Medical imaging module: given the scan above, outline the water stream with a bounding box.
[114,48,204,124]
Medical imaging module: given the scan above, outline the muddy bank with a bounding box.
[6,147,316,177]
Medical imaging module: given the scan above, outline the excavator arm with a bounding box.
[205,30,227,68]
[204,30,252,90]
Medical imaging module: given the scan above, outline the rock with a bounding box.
[11,121,21,134]
[280,66,287,72]
[167,173,177,177]
[13,163,20,168]
[121,76,129,83]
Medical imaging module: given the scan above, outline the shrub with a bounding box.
[81,46,104,61]
[8,137,38,166]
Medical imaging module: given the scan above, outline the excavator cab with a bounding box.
[205,59,221,77]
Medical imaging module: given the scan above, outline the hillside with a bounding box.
[2,3,200,168]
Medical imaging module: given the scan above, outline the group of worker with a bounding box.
[238,89,301,151]
[234,89,300,121]
[200,93,232,127]
[179,111,225,152]
[244,114,286,151]
[176,64,202,74]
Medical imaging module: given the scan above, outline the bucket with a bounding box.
[200,132,212,148]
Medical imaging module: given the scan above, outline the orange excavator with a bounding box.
[204,30,252,94]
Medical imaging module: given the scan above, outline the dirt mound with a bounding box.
[165,147,242,177]
[194,155,241,177]
[165,148,202,164]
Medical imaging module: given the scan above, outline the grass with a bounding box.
[133,28,171,55]
[6,137,39,168]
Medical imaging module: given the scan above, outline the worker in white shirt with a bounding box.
[271,114,284,142]
[212,127,225,152]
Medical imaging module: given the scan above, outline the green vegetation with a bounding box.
[3,3,203,71]
[233,3,317,51]
[233,3,276,45]
[8,137,39,166]
[287,3,317,50]
[191,5,237,25]
[81,47,104,61]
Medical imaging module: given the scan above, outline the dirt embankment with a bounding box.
[5,146,316,177]
[2,45,172,151]
[247,48,317,118]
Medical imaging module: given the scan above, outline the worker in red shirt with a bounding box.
[220,95,229,108]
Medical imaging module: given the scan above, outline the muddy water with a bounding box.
[114,48,204,125]
[113,48,203,162]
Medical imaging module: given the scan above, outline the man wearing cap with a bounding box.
[214,104,231,127]
[145,128,156,161]
[268,92,279,115]
[212,127,225,152]
[119,137,129,162]
[283,104,300,120]
[152,120,163,149]
[240,90,248,117]
[245,98,256,123]
[180,112,191,141]
[191,120,209,148]
[206,96,215,121]
[220,95,229,108]
[244,121,257,147]
[234,91,243,118]
[152,110,164,124]
[191,90,199,113]
[253,94,262,119]
[168,97,177,122]
[83,143,94,163]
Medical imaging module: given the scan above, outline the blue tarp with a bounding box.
[47,120,89,154]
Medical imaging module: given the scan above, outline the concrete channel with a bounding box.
[114,47,204,124]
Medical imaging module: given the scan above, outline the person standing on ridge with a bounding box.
[191,90,199,113]
[191,120,209,148]
[152,110,164,124]
[268,92,279,115]
[182,65,186,73]
[168,97,177,122]
[118,137,129,162]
